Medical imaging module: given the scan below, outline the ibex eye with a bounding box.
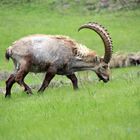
[102,65,108,69]
[94,56,100,63]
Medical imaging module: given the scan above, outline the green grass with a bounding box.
[0,67,140,140]
[0,3,140,140]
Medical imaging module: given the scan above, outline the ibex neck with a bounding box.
[70,58,96,72]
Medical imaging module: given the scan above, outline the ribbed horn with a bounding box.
[78,22,113,63]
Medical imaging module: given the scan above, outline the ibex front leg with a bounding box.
[38,72,55,93]
[67,74,78,90]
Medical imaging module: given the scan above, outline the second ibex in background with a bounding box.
[5,22,113,97]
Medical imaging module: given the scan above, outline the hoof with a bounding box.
[5,94,11,98]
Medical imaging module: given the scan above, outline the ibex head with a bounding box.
[78,22,113,82]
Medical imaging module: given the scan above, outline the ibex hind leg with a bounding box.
[5,74,16,97]
[5,61,19,97]
[5,61,32,97]
[17,72,33,95]
[22,81,32,95]
[15,63,33,95]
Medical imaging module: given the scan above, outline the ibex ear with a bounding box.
[100,57,104,62]
[75,56,82,61]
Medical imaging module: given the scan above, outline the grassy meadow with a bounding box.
[0,2,140,140]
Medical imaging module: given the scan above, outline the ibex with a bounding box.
[5,22,113,97]
[109,52,140,68]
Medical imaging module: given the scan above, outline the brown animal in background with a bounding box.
[129,52,140,66]
[5,22,113,97]
[109,52,140,68]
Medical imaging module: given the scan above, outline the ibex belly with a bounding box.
[28,39,73,73]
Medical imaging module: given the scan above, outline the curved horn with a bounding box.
[78,22,113,63]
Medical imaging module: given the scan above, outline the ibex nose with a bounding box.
[97,73,110,83]
[103,77,109,83]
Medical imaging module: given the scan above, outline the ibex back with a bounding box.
[5,22,113,97]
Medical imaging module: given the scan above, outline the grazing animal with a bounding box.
[5,22,113,97]
[109,52,140,68]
